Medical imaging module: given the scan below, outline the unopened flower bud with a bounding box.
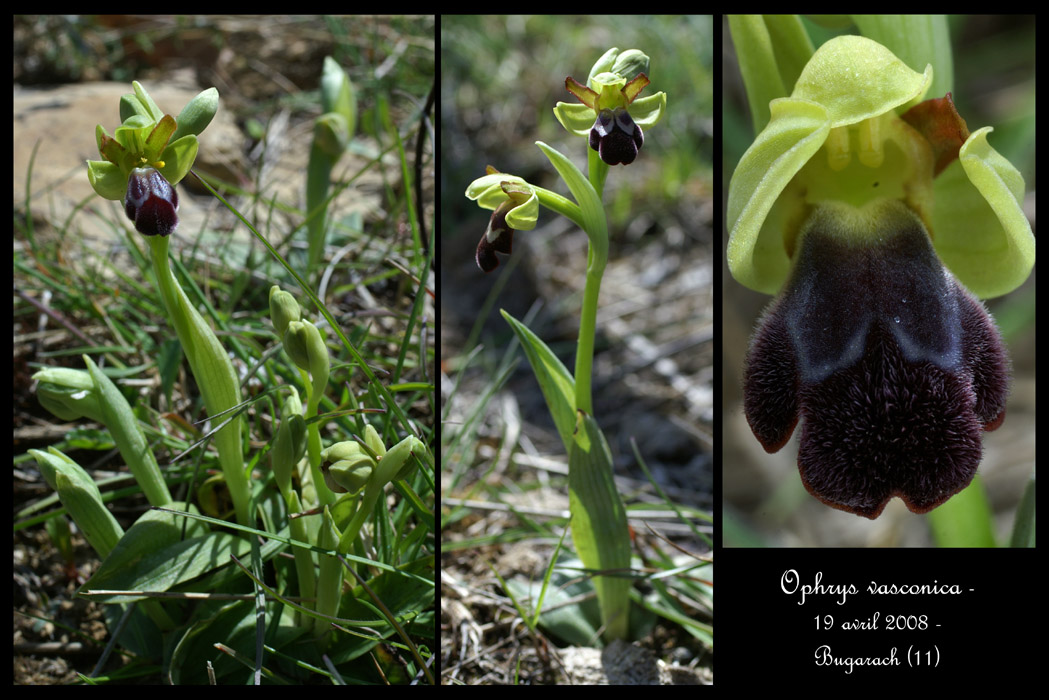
[283,320,329,381]
[321,441,375,494]
[610,49,650,83]
[269,286,301,339]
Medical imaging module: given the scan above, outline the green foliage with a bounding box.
[15,17,434,684]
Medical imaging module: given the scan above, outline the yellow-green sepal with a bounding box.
[931,127,1035,298]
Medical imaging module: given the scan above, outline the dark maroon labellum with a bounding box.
[125,166,179,236]
[743,204,1009,519]
[589,108,644,165]
[475,199,515,272]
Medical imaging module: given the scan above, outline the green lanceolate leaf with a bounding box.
[534,141,609,270]
[79,505,233,603]
[500,309,576,452]
[567,410,632,641]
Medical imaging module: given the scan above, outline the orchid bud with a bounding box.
[30,447,124,559]
[269,285,302,339]
[172,87,219,142]
[586,47,619,88]
[609,49,650,84]
[321,441,375,495]
[378,435,424,483]
[363,423,386,457]
[283,320,330,383]
[32,366,102,422]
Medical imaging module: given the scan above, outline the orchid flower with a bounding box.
[727,26,1034,519]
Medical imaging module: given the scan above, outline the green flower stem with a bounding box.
[535,141,609,415]
[337,480,383,563]
[283,322,331,496]
[147,235,251,526]
[532,187,587,231]
[574,147,612,415]
[534,140,630,640]
[286,491,317,623]
[269,392,315,622]
[306,57,355,273]
[587,147,610,201]
[573,251,604,416]
[293,340,335,510]
[304,364,328,485]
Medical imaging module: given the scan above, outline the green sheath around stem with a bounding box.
[147,235,251,526]
[314,505,343,647]
[568,410,632,641]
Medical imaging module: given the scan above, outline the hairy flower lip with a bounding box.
[470,179,536,273]
[743,201,1009,519]
[124,166,179,236]
[589,108,644,165]
[475,199,515,272]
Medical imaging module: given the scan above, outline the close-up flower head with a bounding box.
[86,80,217,236]
[554,47,667,166]
[725,19,1034,524]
